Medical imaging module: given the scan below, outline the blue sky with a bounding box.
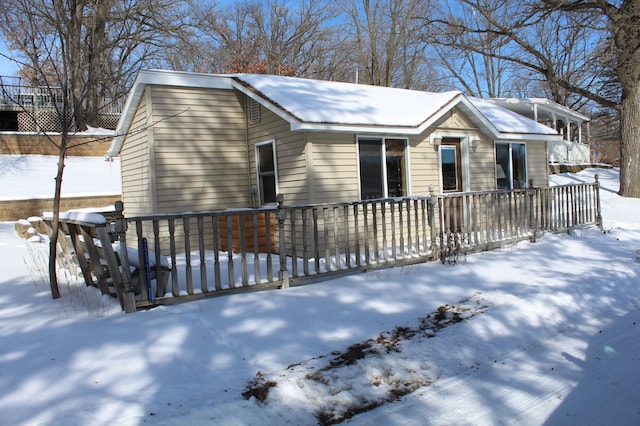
[0,43,19,77]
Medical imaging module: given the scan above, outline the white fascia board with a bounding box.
[293,122,422,134]
[107,70,233,158]
[496,133,564,142]
[106,75,145,158]
[139,69,233,90]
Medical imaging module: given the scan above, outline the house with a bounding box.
[107,70,562,216]
[488,97,591,165]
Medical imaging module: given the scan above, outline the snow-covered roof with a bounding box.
[488,97,591,123]
[469,97,564,135]
[107,70,560,157]
[230,73,462,130]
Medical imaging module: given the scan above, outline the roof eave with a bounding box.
[496,133,563,141]
[293,122,422,134]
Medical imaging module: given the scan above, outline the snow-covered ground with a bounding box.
[0,164,639,425]
[0,154,120,200]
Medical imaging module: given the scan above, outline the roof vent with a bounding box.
[249,98,260,124]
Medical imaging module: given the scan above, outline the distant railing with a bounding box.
[51,178,602,313]
[549,139,591,164]
[0,76,122,114]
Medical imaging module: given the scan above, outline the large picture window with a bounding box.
[495,142,527,189]
[256,141,278,204]
[358,137,407,199]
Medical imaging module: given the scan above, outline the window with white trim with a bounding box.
[495,142,527,189]
[358,137,408,199]
[256,141,278,204]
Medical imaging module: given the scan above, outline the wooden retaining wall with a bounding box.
[0,195,121,221]
[0,133,113,156]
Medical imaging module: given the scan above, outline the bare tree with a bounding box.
[341,0,438,89]
[427,1,521,97]
[0,0,192,298]
[426,0,639,197]
[0,0,192,130]
[175,0,346,79]
[540,0,639,198]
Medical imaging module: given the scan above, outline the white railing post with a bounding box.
[114,201,136,313]
[277,194,290,289]
[594,175,603,231]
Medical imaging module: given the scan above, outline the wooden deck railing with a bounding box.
[0,76,122,114]
[53,177,602,312]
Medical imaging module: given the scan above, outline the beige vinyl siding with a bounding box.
[275,135,308,205]
[412,108,494,195]
[120,88,153,216]
[526,141,549,188]
[408,132,440,195]
[307,133,359,204]
[149,86,249,212]
[438,108,477,132]
[247,103,310,206]
[468,137,496,192]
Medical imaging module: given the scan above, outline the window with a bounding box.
[440,146,458,191]
[495,142,527,189]
[256,141,278,204]
[358,137,407,199]
[439,137,464,192]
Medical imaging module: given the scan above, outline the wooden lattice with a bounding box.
[98,113,119,130]
[17,110,119,132]
[17,111,67,132]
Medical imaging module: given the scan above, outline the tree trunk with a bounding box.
[48,146,66,299]
[615,0,640,197]
[618,83,640,197]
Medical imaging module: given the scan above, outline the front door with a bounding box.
[440,138,463,231]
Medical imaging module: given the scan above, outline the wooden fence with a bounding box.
[53,178,602,312]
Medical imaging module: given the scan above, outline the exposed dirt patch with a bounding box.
[241,293,488,424]
[241,371,277,403]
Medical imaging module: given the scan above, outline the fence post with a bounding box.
[528,178,538,242]
[114,201,136,313]
[277,194,290,289]
[427,188,438,261]
[594,174,603,231]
